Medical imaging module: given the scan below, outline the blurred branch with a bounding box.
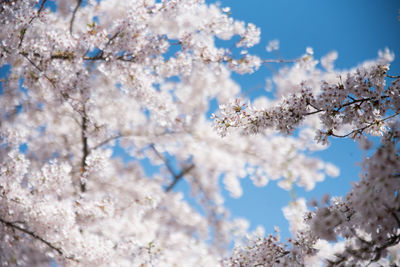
[70,0,82,34]
[149,144,194,192]
[165,164,195,192]
[91,133,128,151]
[0,217,78,262]
[91,129,178,151]
[262,58,299,64]
[20,53,57,89]
[150,144,176,178]
[18,0,47,47]
[80,108,89,192]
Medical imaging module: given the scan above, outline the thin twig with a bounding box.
[106,31,121,45]
[330,112,399,138]
[304,96,388,116]
[20,53,56,89]
[91,134,125,151]
[18,0,47,47]
[384,204,400,227]
[0,217,78,262]
[305,109,322,116]
[91,130,176,151]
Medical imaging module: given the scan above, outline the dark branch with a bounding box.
[106,31,121,45]
[91,129,176,151]
[326,228,400,266]
[149,144,195,192]
[165,164,195,192]
[91,134,126,151]
[304,96,389,116]
[150,144,176,177]
[69,0,82,34]
[20,52,88,123]
[304,109,322,116]
[51,52,75,60]
[20,49,137,63]
[329,112,400,138]
[20,53,56,89]
[0,217,78,262]
[80,111,89,192]
[18,0,47,48]
[384,204,400,227]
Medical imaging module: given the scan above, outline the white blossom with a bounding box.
[1,0,399,266]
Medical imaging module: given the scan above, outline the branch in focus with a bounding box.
[328,112,400,138]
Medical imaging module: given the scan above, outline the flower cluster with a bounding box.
[225,227,319,267]
[216,50,400,265]
[214,63,398,145]
[307,122,400,265]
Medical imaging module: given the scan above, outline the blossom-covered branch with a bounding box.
[214,64,400,144]
[220,52,400,265]
[0,217,78,263]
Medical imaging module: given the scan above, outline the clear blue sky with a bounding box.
[202,0,400,239]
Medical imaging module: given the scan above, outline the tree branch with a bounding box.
[20,53,56,89]
[326,229,400,266]
[149,144,195,192]
[69,0,82,34]
[0,217,78,262]
[304,96,389,116]
[91,133,126,151]
[165,164,195,192]
[80,110,89,192]
[262,58,299,64]
[18,0,47,48]
[91,129,178,151]
[150,144,176,178]
[329,112,399,138]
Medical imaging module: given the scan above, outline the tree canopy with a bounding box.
[0,0,399,266]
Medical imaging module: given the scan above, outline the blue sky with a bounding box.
[202,0,400,239]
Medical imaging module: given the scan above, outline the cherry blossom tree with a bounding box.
[213,29,400,267]
[0,0,399,266]
[216,50,400,266]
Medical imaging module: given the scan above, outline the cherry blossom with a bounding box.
[216,44,400,267]
[1,0,399,266]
